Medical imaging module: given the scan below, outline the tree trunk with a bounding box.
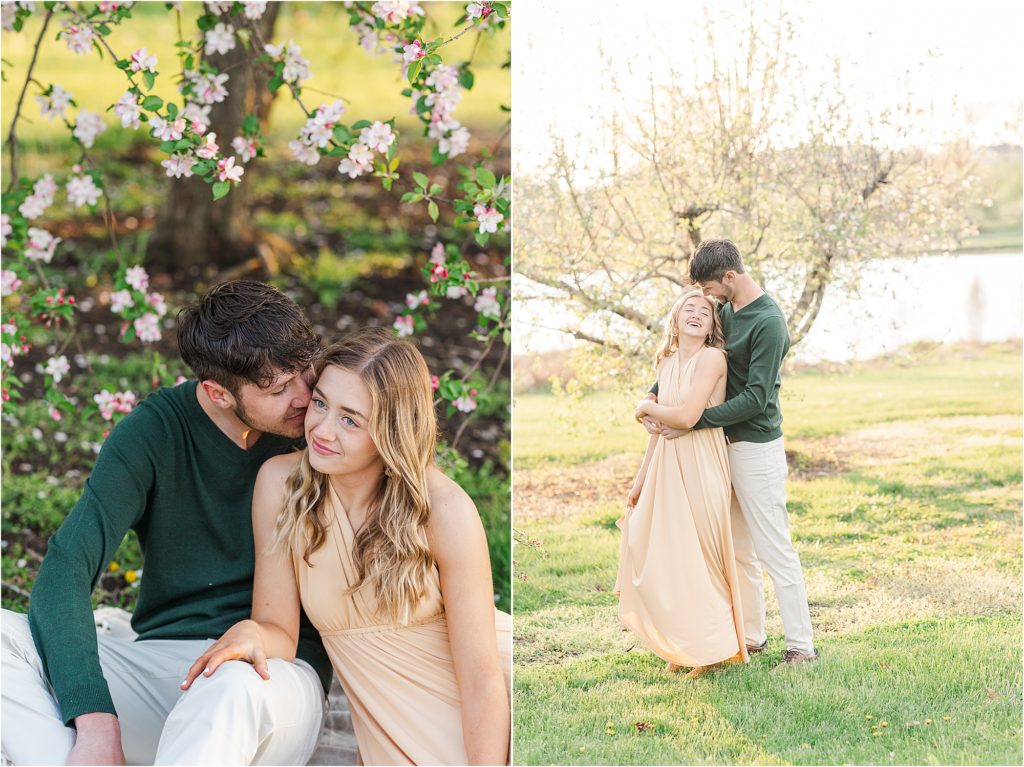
[146,4,281,276]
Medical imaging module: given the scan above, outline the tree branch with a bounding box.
[5,8,54,193]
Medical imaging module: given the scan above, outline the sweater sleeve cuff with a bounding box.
[57,683,118,727]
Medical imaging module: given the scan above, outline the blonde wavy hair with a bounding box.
[654,287,725,367]
[273,328,437,625]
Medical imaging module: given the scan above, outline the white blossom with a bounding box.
[66,174,102,208]
[205,22,236,56]
[73,110,106,148]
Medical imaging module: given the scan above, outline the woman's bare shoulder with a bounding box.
[256,451,303,489]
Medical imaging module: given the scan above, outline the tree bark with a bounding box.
[146,4,281,276]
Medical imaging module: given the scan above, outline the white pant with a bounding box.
[0,610,325,765]
[728,437,815,654]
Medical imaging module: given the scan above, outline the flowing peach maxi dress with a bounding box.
[615,347,748,668]
[296,483,512,765]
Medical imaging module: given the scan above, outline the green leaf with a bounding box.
[475,231,489,247]
[212,181,230,200]
[191,161,213,176]
[173,138,192,150]
[382,178,393,192]
[332,125,352,143]
[413,172,429,190]
[459,69,475,90]
[429,183,443,196]
[142,71,156,91]
[326,146,347,157]
[242,114,259,135]
[141,95,163,111]
[492,2,509,17]
[431,146,446,166]
[351,120,371,130]
[122,326,137,343]
[428,200,439,222]
[184,54,194,70]
[196,13,215,31]
[426,54,442,66]
[476,167,496,188]
[159,140,177,153]
[268,75,284,93]
[97,23,112,35]
[400,192,422,203]
[116,59,130,70]
[407,59,422,84]
[166,102,178,118]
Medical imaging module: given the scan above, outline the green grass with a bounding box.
[512,342,1022,765]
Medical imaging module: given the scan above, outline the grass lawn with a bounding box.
[512,342,1022,765]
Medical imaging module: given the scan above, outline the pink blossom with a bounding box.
[452,394,477,413]
[113,91,141,129]
[2,5,17,30]
[99,2,125,11]
[34,174,58,204]
[36,84,73,120]
[474,286,500,318]
[426,64,460,92]
[188,72,229,105]
[150,116,186,142]
[338,143,374,179]
[161,153,196,179]
[429,242,446,265]
[182,101,212,130]
[62,21,95,55]
[25,227,60,263]
[393,315,414,337]
[44,355,71,382]
[0,214,11,248]
[129,47,158,73]
[206,1,233,13]
[49,406,62,422]
[473,203,503,234]
[133,313,162,343]
[195,132,220,160]
[231,136,258,162]
[265,41,311,84]
[241,1,267,19]
[288,140,320,166]
[73,110,106,148]
[124,266,150,292]
[147,292,168,316]
[94,389,137,421]
[205,22,236,55]
[402,40,426,65]
[466,2,493,20]
[405,290,429,309]
[371,1,424,23]
[1,270,22,297]
[18,195,47,220]
[359,121,396,153]
[66,174,102,208]
[446,285,468,299]
[430,375,439,392]
[439,125,470,158]
[110,289,134,313]
[217,156,244,183]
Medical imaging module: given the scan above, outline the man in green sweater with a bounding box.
[645,240,818,666]
[1,281,333,764]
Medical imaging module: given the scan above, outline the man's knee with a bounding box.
[2,610,39,667]
[186,660,272,704]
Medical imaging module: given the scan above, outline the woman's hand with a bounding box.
[626,480,643,508]
[180,619,270,690]
[634,398,654,422]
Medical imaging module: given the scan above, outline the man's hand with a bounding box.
[660,425,689,440]
[69,712,126,766]
[640,417,662,435]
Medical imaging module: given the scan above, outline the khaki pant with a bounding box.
[1,610,325,765]
[728,437,815,654]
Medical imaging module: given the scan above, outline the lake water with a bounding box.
[513,252,1023,363]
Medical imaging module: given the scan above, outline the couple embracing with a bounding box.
[616,239,818,677]
[2,280,511,765]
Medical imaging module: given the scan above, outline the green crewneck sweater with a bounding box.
[652,293,791,442]
[28,381,332,725]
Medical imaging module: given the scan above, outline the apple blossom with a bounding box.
[266,41,312,84]
[94,389,137,421]
[36,84,73,120]
[288,139,320,166]
[452,394,477,413]
[446,285,468,299]
[430,375,439,392]
[217,156,244,183]
[0,216,11,248]
[195,132,220,160]
[150,115,186,142]
[205,22,236,56]
[182,101,212,130]
[405,290,429,309]
[24,228,60,263]
[129,48,158,73]
[466,2,493,20]
[124,265,150,292]
[98,1,127,11]
[187,71,230,105]
[18,195,48,220]
[359,121,396,153]
[147,292,168,316]
[474,286,500,319]
[403,40,426,65]
[73,110,107,148]
[61,21,95,55]
[372,0,424,24]
[231,136,258,162]
[439,125,470,158]
[44,355,71,383]
[34,173,58,203]
[133,313,162,343]
[49,406,62,422]
[338,143,374,179]
[1,4,16,31]
[66,174,103,208]
[241,0,267,19]
[110,289,134,313]
[393,314,414,337]
[429,242,446,265]
[1,270,22,297]
[206,1,233,14]
[161,153,197,179]
[473,203,503,234]
[113,91,142,129]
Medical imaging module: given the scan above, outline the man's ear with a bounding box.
[722,270,738,284]
[201,380,236,410]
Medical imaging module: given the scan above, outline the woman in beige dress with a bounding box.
[183,328,511,765]
[616,287,748,677]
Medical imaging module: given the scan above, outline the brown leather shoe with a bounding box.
[746,640,768,655]
[774,647,819,668]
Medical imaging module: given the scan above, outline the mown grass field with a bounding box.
[512,342,1022,765]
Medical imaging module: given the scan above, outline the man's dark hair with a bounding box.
[177,280,319,395]
[689,239,745,284]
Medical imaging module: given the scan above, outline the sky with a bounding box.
[513,0,1024,173]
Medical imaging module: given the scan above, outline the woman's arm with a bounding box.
[181,454,303,688]
[426,469,510,765]
[636,350,727,430]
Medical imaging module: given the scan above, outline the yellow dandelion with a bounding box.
[872,732,883,737]
[943,716,951,721]
[606,721,614,727]
[124,570,138,583]
[579,747,585,753]
[880,721,889,727]
[924,719,932,725]
[865,714,873,720]
[108,561,119,572]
